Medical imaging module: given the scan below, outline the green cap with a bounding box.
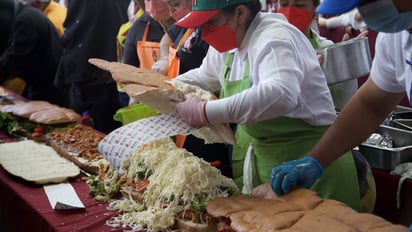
[176,0,251,28]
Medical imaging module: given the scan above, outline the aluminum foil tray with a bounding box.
[359,125,412,171]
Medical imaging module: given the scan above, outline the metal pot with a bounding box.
[317,37,372,85]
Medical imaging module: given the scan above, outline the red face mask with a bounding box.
[171,6,191,21]
[277,6,313,31]
[201,16,238,53]
[145,0,171,22]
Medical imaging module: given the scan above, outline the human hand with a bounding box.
[270,156,324,195]
[342,29,369,42]
[152,56,169,75]
[169,93,209,128]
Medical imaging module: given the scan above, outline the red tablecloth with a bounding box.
[0,167,122,232]
[372,168,412,226]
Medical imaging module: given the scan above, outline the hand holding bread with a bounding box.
[169,93,209,128]
[88,58,236,145]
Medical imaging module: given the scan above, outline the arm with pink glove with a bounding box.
[169,93,209,128]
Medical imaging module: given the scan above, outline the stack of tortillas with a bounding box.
[0,140,80,184]
[89,58,235,145]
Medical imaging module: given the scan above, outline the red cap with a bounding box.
[175,9,221,28]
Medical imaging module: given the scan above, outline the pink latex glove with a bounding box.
[169,93,209,128]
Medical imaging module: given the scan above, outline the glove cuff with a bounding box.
[303,156,324,174]
[199,100,209,125]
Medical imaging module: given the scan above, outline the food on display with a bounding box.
[88,58,235,145]
[46,124,107,175]
[1,101,81,124]
[86,160,120,202]
[207,183,408,232]
[0,140,80,184]
[102,138,239,232]
[0,101,81,140]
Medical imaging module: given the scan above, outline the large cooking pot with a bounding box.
[317,37,372,85]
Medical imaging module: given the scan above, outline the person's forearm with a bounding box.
[159,34,172,58]
[308,78,405,168]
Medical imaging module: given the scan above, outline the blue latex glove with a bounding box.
[270,156,324,195]
[169,93,209,128]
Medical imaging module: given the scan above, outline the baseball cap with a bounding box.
[176,0,251,28]
[316,0,361,15]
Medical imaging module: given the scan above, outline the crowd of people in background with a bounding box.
[0,0,372,133]
[1,0,411,223]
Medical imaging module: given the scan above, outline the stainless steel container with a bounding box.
[359,125,412,171]
[317,37,372,85]
[391,119,412,131]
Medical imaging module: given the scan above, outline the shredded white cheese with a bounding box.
[107,138,239,231]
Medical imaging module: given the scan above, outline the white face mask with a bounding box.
[358,0,412,33]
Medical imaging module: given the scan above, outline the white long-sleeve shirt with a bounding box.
[323,9,368,32]
[175,12,336,126]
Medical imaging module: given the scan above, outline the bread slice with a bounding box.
[0,140,80,184]
[122,84,184,113]
[89,58,236,145]
[88,58,171,89]
[1,101,81,124]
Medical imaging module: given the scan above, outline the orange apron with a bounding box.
[136,22,161,69]
[167,28,194,79]
[169,28,194,148]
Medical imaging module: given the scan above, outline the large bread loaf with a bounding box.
[207,183,408,232]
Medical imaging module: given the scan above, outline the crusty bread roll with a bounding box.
[207,184,408,232]
[88,58,236,145]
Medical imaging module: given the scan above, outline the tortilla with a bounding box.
[0,140,80,184]
[89,58,236,145]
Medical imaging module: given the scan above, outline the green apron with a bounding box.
[220,52,361,211]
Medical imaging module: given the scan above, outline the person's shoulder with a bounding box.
[167,24,185,34]
[130,13,150,30]
[259,12,289,24]
[253,12,298,38]
[132,13,150,26]
[312,30,334,46]
[17,5,48,23]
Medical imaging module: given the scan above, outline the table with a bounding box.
[0,166,122,232]
[0,87,410,229]
[372,168,412,226]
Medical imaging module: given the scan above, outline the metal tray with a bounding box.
[358,125,412,171]
[390,119,412,131]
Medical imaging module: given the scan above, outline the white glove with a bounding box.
[152,56,169,75]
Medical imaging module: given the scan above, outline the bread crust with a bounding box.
[207,184,408,232]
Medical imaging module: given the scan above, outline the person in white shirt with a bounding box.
[270,0,412,211]
[169,0,362,211]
